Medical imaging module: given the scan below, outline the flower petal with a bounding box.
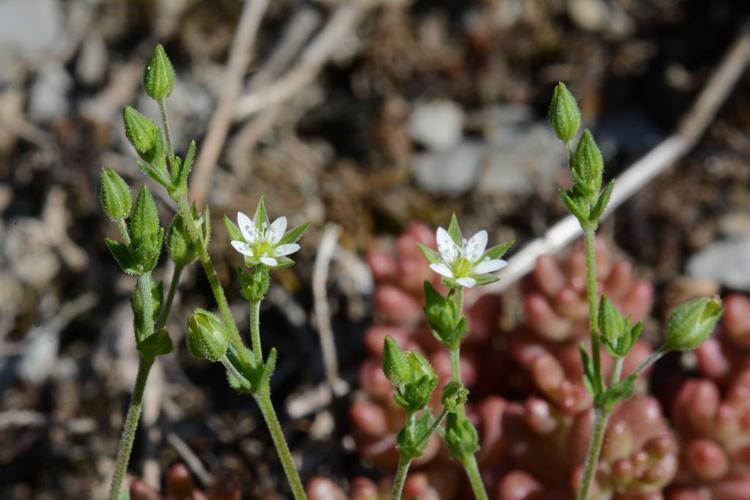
[273,243,300,257]
[465,230,488,262]
[456,277,477,288]
[237,211,256,242]
[430,262,454,278]
[268,216,287,244]
[472,258,508,274]
[437,227,460,263]
[231,240,253,257]
[260,256,278,267]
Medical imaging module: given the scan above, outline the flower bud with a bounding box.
[187,309,229,362]
[100,168,132,221]
[143,44,175,102]
[444,413,479,462]
[122,106,160,157]
[441,381,469,413]
[548,82,581,143]
[166,213,198,267]
[423,282,466,349]
[382,336,410,386]
[599,296,641,358]
[129,186,164,273]
[238,265,270,304]
[664,297,723,351]
[396,412,432,460]
[571,130,603,200]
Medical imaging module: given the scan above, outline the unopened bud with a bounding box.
[143,44,175,102]
[187,309,229,362]
[100,168,132,221]
[571,130,603,200]
[664,297,722,351]
[548,82,581,143]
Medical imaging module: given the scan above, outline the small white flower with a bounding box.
[230,209,300,267]
[426,224,508,288]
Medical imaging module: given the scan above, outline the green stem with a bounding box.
[159,100,175,171]
[632,346,668,378]
[577,408,609,500]
[156,263,183,331]
[108,355,154,500]
[255,392,307,500]
[610,357,624,387]
[250,300,262,365]
[391,455,411,500]
[583,225,603,392]
[463,455,489,500]
[137,273,155,341]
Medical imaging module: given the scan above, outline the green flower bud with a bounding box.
[166,213,198,267]
[664,297,723,351]
[396,412,432,460]
[598,296,641,358]
[238,265,270,304]
[441,381,469,413]
[571,130,603,200]
[548,82,581,144]
[143,44,175,102]
[187,309,229,362]
[122,106,160,157]
[129,186,164,273]
[100,168,132,221]
[444,413,479,463]
[423,282,466,349]
[382,336,411,386]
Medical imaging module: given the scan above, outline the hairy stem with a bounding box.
[391,455,411,500]
[250,300,262,365]
[464,454,489,500]
[155,263,183,331]
[577,408,609,500]
[108,355,154,500]
[255,392,307,500]
[137,273,154,342]
[159,100,175,171]
[610,357,624,387]
[584,225,603,392]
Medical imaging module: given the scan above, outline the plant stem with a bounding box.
[463,454,489,500]
[255,392,307,500]
[391,455,411,500]
[577,408,608,500]
[156,263,183,331]
[137,273,155,342]
[250,300,262,365]
[632,346,668,378]
[159,100,175,171]
[583,225,603,392]
[610,357,624,387]
[108,355,154,500]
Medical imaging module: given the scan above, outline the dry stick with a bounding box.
[486,23,750,294]
[190,0,270,206]
[312,224,347,396]
[231,2,367,122]
[166,432,212,486]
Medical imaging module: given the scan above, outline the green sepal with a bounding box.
[253,197,267,234]
[471,274,500,286]
[382,336,411,386]
[166,212,198,267]
[137,327,173,359]
[224,215,243,241]
[481,241,514,261]
[100,168,132,221]
[589,179,615,223]
[105,238,139,275]
[143,44,175,102]
[447,213,463,244]
[561,189,589,223]
[226,347,255,393]
[547,82,581,144]
[238,265,270,303]
[418,243,441,264]
[136,160,171,189]
[199,205,211,246]
[132,276,163,345]
[423,282,466,349]
[444,413,479,463]
[279,222,310,245]
[258,348,278,390]
[570,129,603,201]
[599,296,641,358]
[172,140,196,190]
[396,412,432,460]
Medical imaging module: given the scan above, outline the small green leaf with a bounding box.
[259,348,278,389]
[472,274,500,286]
[589,179,615,222]
[105,238,139,275]
[417,243,440,264]
[136,160,171,188]
[137,327,173,359]
[279,222,310,245]
[174,140,196,189]
[481,241,514,261]
[254,197,267,234]
[447,213,462,244]
[561,190,589,223]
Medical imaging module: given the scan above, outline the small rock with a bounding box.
[568,0,609,31]
[412,140,484,195]
[0,0,62,59]
[409,100,465,151]
[76,33,108,86]
[687,236,750,291]
[478,123,564,195]
[28,64,72,123]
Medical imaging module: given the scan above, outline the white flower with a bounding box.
[425,225,508,288]
[230,210,300,267]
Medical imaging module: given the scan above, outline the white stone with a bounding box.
[409,100,465,151]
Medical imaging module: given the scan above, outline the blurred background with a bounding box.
[2,0,750,498]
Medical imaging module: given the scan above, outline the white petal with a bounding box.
[231,240,253,257]
[430,262,454,278]
[273,243,300,256]
[456,277,477,288]
[436,227,460,263]
[237,211,256,242]
[268,216,287,244]
[472,258,508,274]
[464,230,488,262]
[260,256,278,267]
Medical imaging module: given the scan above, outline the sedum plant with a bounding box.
[547,82,723,500]
[103,45,308,500]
